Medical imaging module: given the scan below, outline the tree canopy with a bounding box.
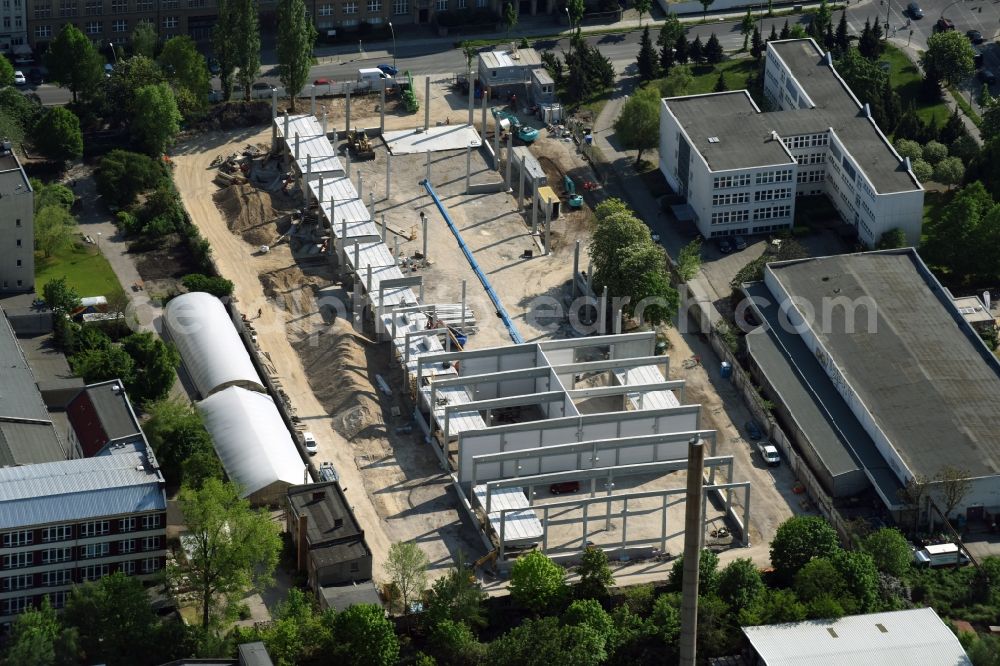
[2,598,79,666]
[923,30,975,86]
[144,397,214,484]
[331,604,400,666]
[614,85,660,164]
[769,516,840,584]
[509,550,568,614]
[276,0,317,112]
[131,83,182,155]
[33,107,83,162]
[386,541,429,614]
[95,149,166,208]
[120,331,180,404]
[34,205,78,258]
[0,56,13,87]
[131,22,158,57]
[159,36,211,118]
[45,24,103,102]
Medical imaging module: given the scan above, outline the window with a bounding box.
[15,260,21,267]
[754,188,791,202]
[435,0,446,8]
[141,514,161,531]
[3,597,30,616]
[841,156,857,182]
[80,564,109,581]
[79,520,109,538]
[393,0,406,13]
[16,239,22,248]
[710,210,749,225]
[343,1,356,12]
[318,3,333,14]
[753,205,792,221]
[457,0,466,7]
[3,552,31,569]
[119,517,136,533]
[42,569,72,587]
[119,539,136,554]
[711,192,749,206]
[85,21,101,34]
[830,142,843,161]
[367,0,379,10]
[755,169,792,185]
[33,4,51,19]
[13,219,18,228]
[142,558,161,573]
[112,18,126,31]
[3,530,32,548]
[812,133,828,147]
[121,560,136,575]
[142,536,160,551]
[3,574,32,591]
[79,543,110,560]
[42,526,71,543]
[188,0,205,7]
[162,16,178,28]
[85,0,101,13]
[712,174,751,190]
[47,591,67,609]
[161,0,177,6]
[796,170,825,184]
[41,548,71,564]
[58,0,75,15]
[136,0,151,8]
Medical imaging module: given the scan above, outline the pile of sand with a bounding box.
[213,182,290,247]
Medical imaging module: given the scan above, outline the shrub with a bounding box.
[95,149,166,208]
[181,273,234,297]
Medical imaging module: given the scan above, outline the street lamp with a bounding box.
[565,6,571,28]
[388,21,396,72]
[109,42,118,64]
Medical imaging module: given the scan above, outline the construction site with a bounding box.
[168,62,799,585]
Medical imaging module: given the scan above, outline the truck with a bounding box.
[913,542,970,568]
[358,67,394,89]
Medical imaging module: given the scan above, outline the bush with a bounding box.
[181,273,234,297]
[95,149,166,208]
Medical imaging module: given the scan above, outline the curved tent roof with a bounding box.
[163,292,264,398]
[197,387,304,499]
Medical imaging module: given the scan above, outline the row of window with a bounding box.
[1,15,22,28]
[754,188,790,202]
[710,210,749,225]
[797,169,826,184]
[32,0,438,19]
[752,223,788,234]
[713,174,751,190]
[795,152,825,166]
[4,517,162,550]
[711,192,749,207]
[756,169,793,185]
[4,538,161,569]
[783,133,828,150]
[3,552,161,590]
[753,205,791,221]
[2,561,161,615]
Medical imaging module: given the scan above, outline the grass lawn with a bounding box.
[685,58,760,96]
[35,242,125,300]
[881,44,950,126]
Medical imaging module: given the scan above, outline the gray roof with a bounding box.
[82,380,142,441]
[0,419,69,466]
[0,151,31,198]
[767,249,1000,481]
[744,283,901,505]
[664,92,794,172]
[288,482,371,567]
[320,580,382,611]
[479,48,542,69]
[237,642,274,666]
[743,607,971,666]
[768,39,920,194]
[0,440,165,529]
[0,310,50,421]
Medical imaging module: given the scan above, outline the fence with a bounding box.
[209,79,380,103]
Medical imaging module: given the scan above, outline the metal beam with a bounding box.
[538,331,656,351]
[551,355,669,375]
[430,365,552,389]
[443,391,567,416]
[566,380,686,399]
[456,404,703,439]
[415,344,540,370]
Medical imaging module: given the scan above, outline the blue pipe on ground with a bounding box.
[421,179,524,345]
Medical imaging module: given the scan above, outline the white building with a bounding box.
[659,39,923,247]
[0,143,33,293]
[0,0,26,57]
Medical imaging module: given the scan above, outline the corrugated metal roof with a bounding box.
[742,608,972,666]
[277,114,344,177]
[0,441,165,529]
[473,484,542,545]
[613,365,680,411]
[479,48,542,69]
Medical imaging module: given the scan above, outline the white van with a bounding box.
[358,67,394,89]
[913,543,970,568]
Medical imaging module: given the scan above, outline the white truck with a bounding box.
[358,67,394,89]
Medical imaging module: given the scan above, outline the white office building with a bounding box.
[659,38,923,247]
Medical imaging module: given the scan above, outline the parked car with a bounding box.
[313,77,331,86]
[967,29,984,44]
[907,2,923,18]
[934,17,955,32]
[716,237,734,254]
[757,442,781,467]
[302,431,317,455]
[745,420,763,441]
[550,480,580,495]
[12,70,25,85]
[732,235,748,251]
[377,63,398,76]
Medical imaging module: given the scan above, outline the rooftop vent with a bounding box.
[707,137,720,143]
[311,491,326,502]
[863,102,872,118]
[876,623,888,634]
[826,628,839,638]
[823,51,833,66]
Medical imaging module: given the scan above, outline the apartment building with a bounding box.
[0,0,28,54]
[0,440,167,625]
[659,38,923,247]
[0,142,33,294]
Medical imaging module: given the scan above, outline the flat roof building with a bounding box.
[0,144,34,294]
[745,249,1000,519]
[66,379,144,457]
[660,39,923,247]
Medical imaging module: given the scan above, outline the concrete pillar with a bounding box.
[461,280,467,332]
[318,176,324,208]
[304,155,312,206]
[425,151,431,183]
[421,211,428,260]
[481,88,489,136]
[381,214,387,242]
[310,85,316,116]
[369,192,375,218]
[424,76,431,131]
[531,184,539,233]
[353,241,360,271]
[544,202,551,256]
[385,153,392,199]
[598,285,608,334]
[393,235,399,259]
[505,130,514,188]
[467,65,474,126]
[586,260,593,293]
[465,143,472,192]
[346,149,351,178]
[357,172,363,201]
[679,438,706,666]
[494,119,501,172]
[380,79,386,133]
[272,89,278,119]
[572,240,580,297]
[345,89,352,134]
[271,91,278,149]
[294,133,300,160]
[283,112,290,140]
[353,266,362,327]
[518,155,526,211]
[322,111,328,136]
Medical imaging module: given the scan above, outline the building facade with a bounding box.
[0,0,28,54]
[659,38,924,247]
[0,143,33,294]
[0,442,167,626]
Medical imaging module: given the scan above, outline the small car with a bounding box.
[13,70,25,85]
[103,63,114,77]
[313,77,331,86]
[745,420,763,441]
[967,29,984,44]
[716,237,734,254]
[377,63,398,76]
[934,17,955,32]
[757,442,781,466]
[550,480,580,495]
[732,235,748,251]
[907,2,923,18]
[302,431,317,455]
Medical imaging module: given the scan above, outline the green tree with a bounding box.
[875,228,908,250]
[45,23,103,102]
[174,478,282,629]
[922,140,948,164]
[132,83,181,155]
[922,181,993,275]
[428,619,484,666]
[769,516,840,584]
[717,558,765,614]
[923,30,975,86]
[657,12,684,50]
[31,180,75,212]
[704,33,724,64]
[32,107,83,162]
[750,26,763,60]
[636,26,659,82]
[100,55,167,127]
[740,9,755,51]
[95,149,165,208]
[213,0,238,101]
[487,616,606,666]
[780,19,791,39]
[131,21,158,57]
[232,0,262,100]
[835,11,849,53]
[181,273,235,297]
[386,541,429,615]
[276,0,316,112]
[182,447,225,489]
[233,588,334,666]
[567,0,585,29]
[895,138,923,161]
[755,587,807,624]
[331,604,399,666]
[0,55,13,87]
[649,593,681,647]
[936,465,973,518]
[121,331,179,404]
[159,36,211,118]
[699,0,714,22]
[424,551,488,629]
[933,156,965,189]
[713,71,727,92]
[634,0,651,25]
[911,158,933,182]
[658,63,693,97]
[42,276,79,315]
[563,598,616,650]
[830,549,879,613]
[576,546,614,600]
[33,205,78,258]
[509,550,567,614]
[689,35,704,63]
[614,85,660,164]
[503,2,518,38]
[144,396,215,483]
[64,572,164,666]
[794,557,848,609]
[674,33,689,64]
[3,598,78,666]
[860,527,912,577]
[70,345,136,385]
[666,549,720,595]
[677,237,703,281]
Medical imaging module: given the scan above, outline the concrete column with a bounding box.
[353,267,362,327]
[586,260,593,293]
[679,438,706,666]
[518,155,526,211]
[318,176,324,207]
[283,112,290,140]
[572,240,580,297]
[380,79,386,133]
[505,130,514,187]
[481,89,489,136]
[272,89,278,119]
[340,210,347,268]
[381,214,387,242]
[270,91,278,149]
[424,76,431,131]
[494,119,501,172]
[598,286,608,334]
[353,241,360,272]
[357,172,363,201]
[304,155,312,206]
[467,65,474,126]
[385,153,392,199]
[393,235,399,259]
[421,211,428,260]
[531,184,539,233]
[465,143,472,192]
[322,111,328,135]
[294,133,300,160]
[425,151,431,183]
[345,89,352,134]
[369,192,375,218]
[461,280,467,332]
[346,149,352,178]
[310,85,316,116]
[544,203,551,256]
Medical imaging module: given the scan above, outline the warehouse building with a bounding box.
[659,39,923,246]
[744,249,1000,522]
